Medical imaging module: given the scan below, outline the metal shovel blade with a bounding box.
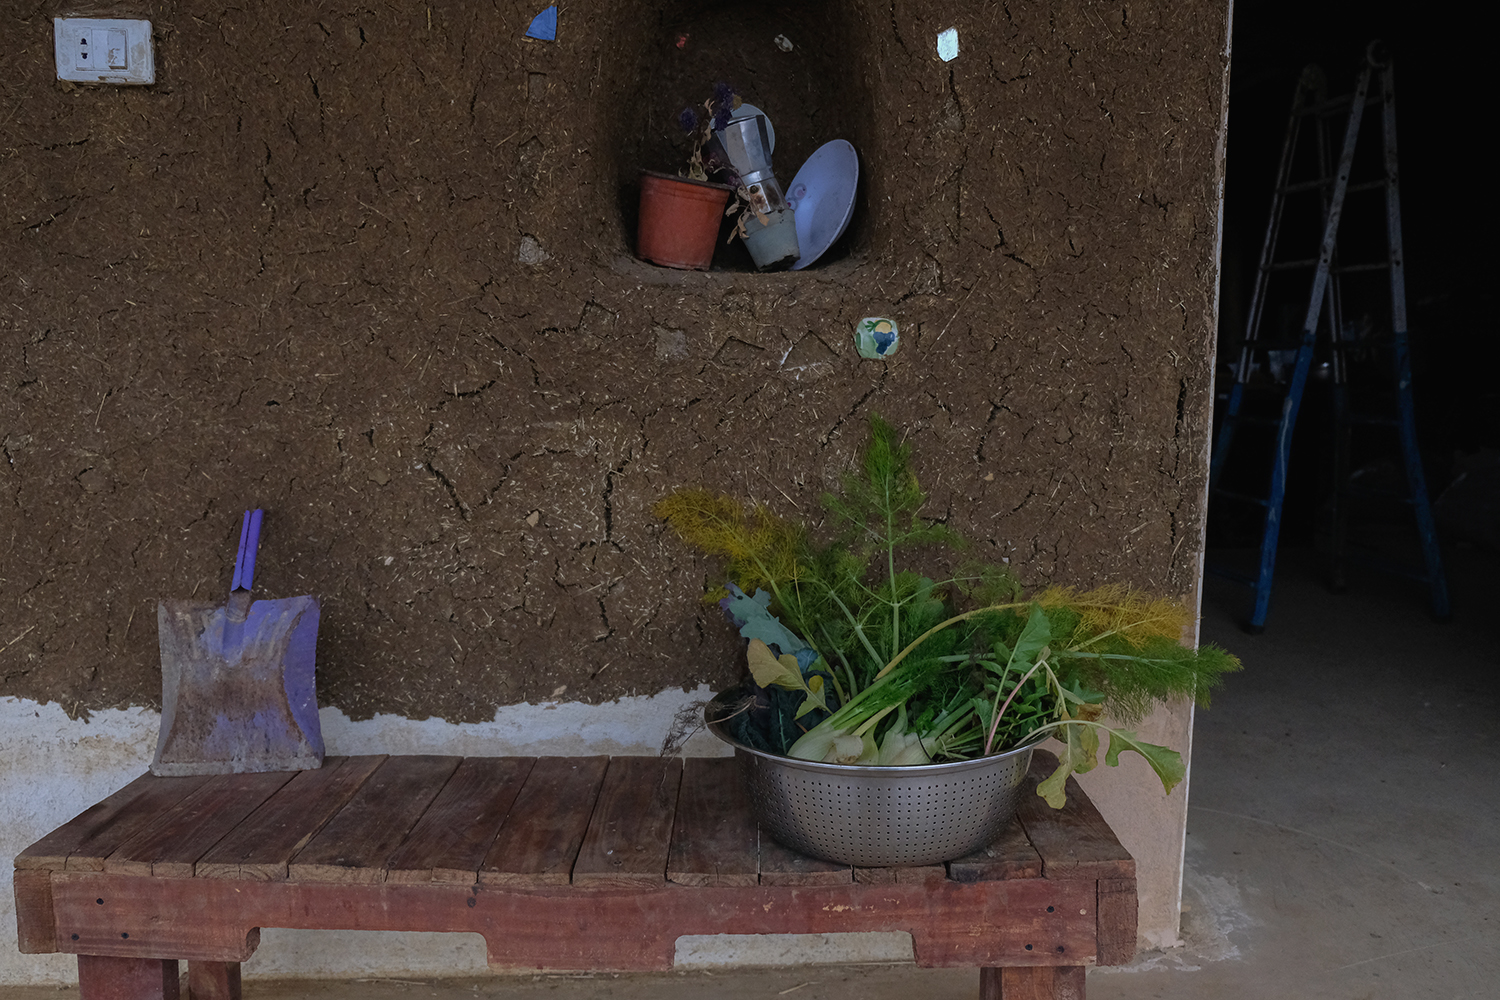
[151,510,324,776]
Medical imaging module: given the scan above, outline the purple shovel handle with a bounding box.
[230,509,264,593]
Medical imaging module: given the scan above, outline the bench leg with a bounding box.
[77,955,180,1000]
[188,961,242,1000]
[979,966,1086,1000]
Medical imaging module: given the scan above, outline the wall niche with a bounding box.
[606,0,879,272]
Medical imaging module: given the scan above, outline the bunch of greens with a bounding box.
[655,416,1239,807]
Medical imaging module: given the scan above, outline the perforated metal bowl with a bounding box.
[706,697,1035,867]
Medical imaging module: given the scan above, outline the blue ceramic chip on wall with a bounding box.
[855,317,899,359]
[525,5,557,41]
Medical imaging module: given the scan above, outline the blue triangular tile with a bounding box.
[525,5,557,41]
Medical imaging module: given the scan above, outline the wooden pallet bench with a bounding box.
[13,751,1136,1000]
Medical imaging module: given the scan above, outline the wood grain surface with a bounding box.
[104,771,296,878]
[666,756,758,886]
[21,754,1139,986]
[980,965,1086,1000]
[186,961,242,1000]
[194,756,386,880]
[573,756,683,887]
[948,816,1045,883]
[12,868,57,954]
[57,775,212,873]
[479,756,608,886]
[758,832,851,886]
[385,756,534,884]
[16,775,162,872]
[289,755,460,883]
[76,954,180,1000]
[1015,753,1135,880]
[1096,876,1139,965]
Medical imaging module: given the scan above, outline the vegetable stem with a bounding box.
[984,656,1047,755]
[875,603,1029,680]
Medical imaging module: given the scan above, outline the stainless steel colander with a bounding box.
[706,703,1035,867]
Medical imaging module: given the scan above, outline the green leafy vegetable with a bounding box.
[746,639,830,719]
[655,416,1240,808]
[724,586,814,660]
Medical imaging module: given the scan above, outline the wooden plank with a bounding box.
[572,756,683,887]
[385,757,535,884]
[1096,877,1139,965]
[16,774,162,871]
[187,961,241,1000]
[853,864,947,884]
[757,830,851,886]
[288,755,461,883]
[12,868,57,953]
[666,756,758,887]
[1015,752,1135,880]
[195,756,386,880]
[948,817,1044,883]
[479,756,607,887]
[53,872,1096,970]
[104,770,297,878]
[77,955,180,1000]
[981,966,1086,1000]
[64,774,214,872]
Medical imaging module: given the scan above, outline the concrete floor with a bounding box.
[6,542,1496,999]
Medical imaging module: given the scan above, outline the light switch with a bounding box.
[54,18,154,85]
[103,30,128,69]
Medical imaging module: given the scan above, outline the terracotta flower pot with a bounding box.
[637,170,733,270]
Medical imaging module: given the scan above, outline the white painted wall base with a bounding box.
[238,928,919,979]
[243,930,489,979]
[674,933,915,969]
[2,697,162,985]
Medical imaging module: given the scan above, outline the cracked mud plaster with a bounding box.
[0,0,1230,722]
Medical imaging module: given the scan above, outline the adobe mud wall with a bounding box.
[2,0,1229,722]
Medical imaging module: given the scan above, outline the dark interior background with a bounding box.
[1209,1,1496,563]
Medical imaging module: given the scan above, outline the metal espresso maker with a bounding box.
[715,112,800,269]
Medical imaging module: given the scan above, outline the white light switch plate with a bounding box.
[54,18,155,85]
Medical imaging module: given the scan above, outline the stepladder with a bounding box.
[1208,41,1449,632]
